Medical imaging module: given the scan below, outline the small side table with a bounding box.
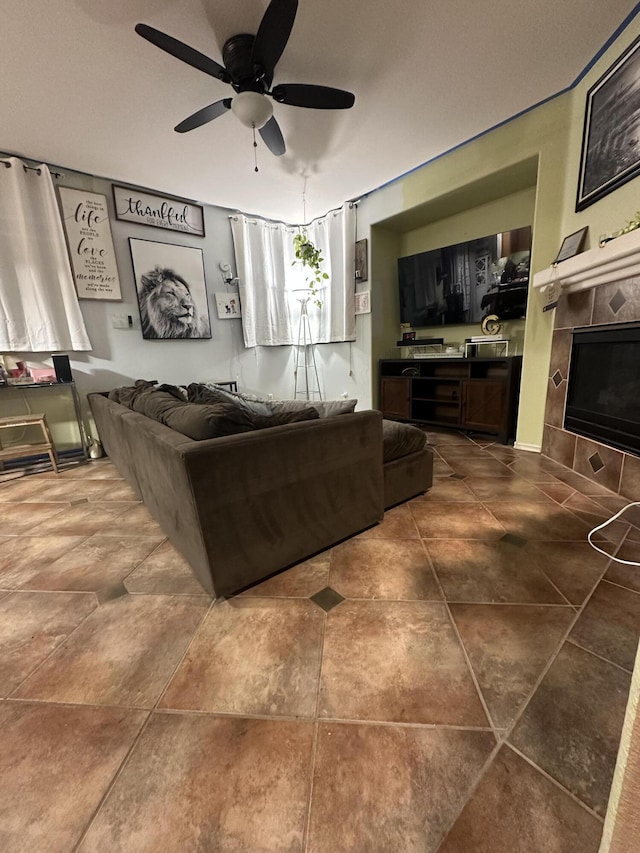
[0,413,59,473]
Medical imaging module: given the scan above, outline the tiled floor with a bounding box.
[1,432,639,852]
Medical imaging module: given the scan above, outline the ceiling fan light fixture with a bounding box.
[231,91,273,129]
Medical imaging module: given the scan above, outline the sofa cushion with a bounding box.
[268,398,357,418]
[195,383,356,419]
[382,419,427,462]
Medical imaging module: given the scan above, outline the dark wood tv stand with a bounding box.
[380,356,522,444]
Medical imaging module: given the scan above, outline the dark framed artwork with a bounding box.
[553,226,589,263]
[114,185,205,236]
[576,34,640,211]
[128,238,212,340]
[355,238,368,281]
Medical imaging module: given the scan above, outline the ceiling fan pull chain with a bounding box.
[253,126,259,172]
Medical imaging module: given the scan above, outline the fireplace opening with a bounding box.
[565,322,640,456]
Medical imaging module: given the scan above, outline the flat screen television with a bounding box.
[398,226,532,327]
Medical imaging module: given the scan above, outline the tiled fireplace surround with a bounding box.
[543,276,640,503]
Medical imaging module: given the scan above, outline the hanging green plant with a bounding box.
[292,232,329,309]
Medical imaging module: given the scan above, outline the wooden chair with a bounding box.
[0,413,59,473]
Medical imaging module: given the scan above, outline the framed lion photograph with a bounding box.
[128,238,212,340]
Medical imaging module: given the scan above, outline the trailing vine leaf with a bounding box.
[292,232,327,309]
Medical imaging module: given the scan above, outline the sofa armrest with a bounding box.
[183,410,384,595]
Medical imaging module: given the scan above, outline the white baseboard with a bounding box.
[514,441,542,453]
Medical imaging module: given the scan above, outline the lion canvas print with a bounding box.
[129,238,212,340]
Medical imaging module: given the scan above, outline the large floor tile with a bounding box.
[33,502,132,536]
[307,723,495,853]
[410,477,478,501]
[508,460,563,483]
[0,701,146,853]
[426,540,566,603]
[25,480,113,502]
[464,476,552,502]
[160,597,324,717]
[329,538,440,600]
[15,594,209,708]
[318,600,488,725]
[21,534,164,592]
[239,556,330,598]
[568,580,640,670]
[510,642,631,815]
[0,591,96,695]
[523,541,610,605]
[427,431,475,446]
[39,460,122,480]
[563,493,630,546]
[97,503,165,536]
[0,478,50,502]
[446,457,516,478]
[450,604,574,728]
[410,502,505,540]
[79,713,313,853]
[357,504,420,539]
[605,540,640,592]
[536,482,577,503]
[485,501,593,541]
[2,502,69,533]
[93,481,141,502]
[124,540,208,595]
[0,535,85,587]
[439,746,602,852]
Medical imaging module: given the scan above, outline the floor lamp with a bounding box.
[293,292,322,401]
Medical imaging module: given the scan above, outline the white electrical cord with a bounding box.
[587,501,640,566]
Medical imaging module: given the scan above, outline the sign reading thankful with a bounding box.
[112,185,205,236]
[58,187,122,301]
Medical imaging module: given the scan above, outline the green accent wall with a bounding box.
[358,12,640,448]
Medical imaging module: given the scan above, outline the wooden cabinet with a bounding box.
[380,356,522,443]
[380,376,411,419]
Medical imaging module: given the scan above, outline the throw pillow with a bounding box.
[163,399,256,440]
[132,389,188,423]
[190,382,272,416]
[108,379,158,407]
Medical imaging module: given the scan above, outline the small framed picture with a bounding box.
[553,227,588,264]
[354,291,371,314]
[215,292,242,319]
[402,331,416,342]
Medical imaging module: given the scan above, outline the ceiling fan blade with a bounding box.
[259,116,286,156]
[271,84,355,109]
[174,99,232,133]
[252,0,298,79]
[135,23,229,82]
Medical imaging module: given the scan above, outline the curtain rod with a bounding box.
[229,200,361,228]
[1,158,63,179]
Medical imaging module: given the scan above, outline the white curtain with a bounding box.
[0,157,91,352]
[231,203,356,347]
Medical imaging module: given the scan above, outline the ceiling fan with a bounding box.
[135,0,355,157]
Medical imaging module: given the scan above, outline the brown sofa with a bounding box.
[88,392,432,598]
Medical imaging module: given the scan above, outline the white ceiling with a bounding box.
[2,0,637,222]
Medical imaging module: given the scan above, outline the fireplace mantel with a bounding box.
[533,228,640,294]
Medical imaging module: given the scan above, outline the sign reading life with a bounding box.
[58,187,122,301]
